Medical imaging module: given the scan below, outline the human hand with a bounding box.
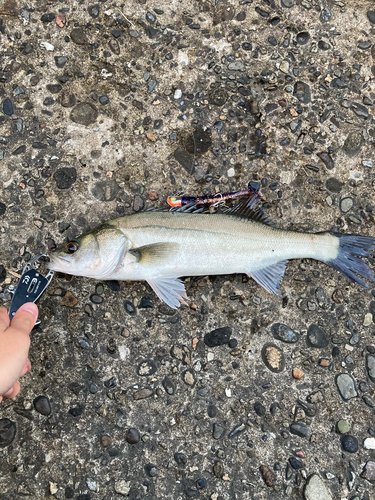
[0,303,38,403]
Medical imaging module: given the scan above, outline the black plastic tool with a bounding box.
[8,255,54,322]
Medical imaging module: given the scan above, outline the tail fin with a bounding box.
[327,233,375,288]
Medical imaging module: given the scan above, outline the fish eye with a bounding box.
[65,240,79,254]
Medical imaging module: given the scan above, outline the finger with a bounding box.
[20,359,31,377]
[3,381,20,399]
[0,307,10,331]
[10,303,38,335]
[0,396,3,403]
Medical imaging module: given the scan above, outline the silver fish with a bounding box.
[48,195,375,308]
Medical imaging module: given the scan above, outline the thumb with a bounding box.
[10,303,38,334]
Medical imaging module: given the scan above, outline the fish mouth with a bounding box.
[47,254,72,272]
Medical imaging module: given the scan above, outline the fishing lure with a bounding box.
[167,186,260,208]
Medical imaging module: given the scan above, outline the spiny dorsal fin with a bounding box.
[248,260,288,294]
[147,191,277,224]
[129,243,179,266]
[224,196,278,228]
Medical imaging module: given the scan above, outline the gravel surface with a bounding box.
[1,0,375,499]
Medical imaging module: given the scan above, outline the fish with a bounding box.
[48,192,375,309]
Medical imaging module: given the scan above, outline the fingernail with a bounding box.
[19,303,38,318]
[21,363,31,377]
[3,388,13,397]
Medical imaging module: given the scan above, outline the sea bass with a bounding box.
[48,195,375,308]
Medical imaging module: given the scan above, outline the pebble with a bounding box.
[54,56,68,68]
[306,324,329,348]
[317,152,334,170]
[0,418,16,447]
[90,294,103,304]
[272,323,299,343]
[296,32,310,45]
[254,401,266,416]
[361,461,375,482]
[174,89,182,99]
[148,80,156,93]
[101,435,111,447]
[262,343,285,373]
[227,61,245,71]
[123,300,136,315]
[289,457,303,469]
[213,423,225,439]
[70,102,98,125]
[61,92,76,108]
[88,5,100,18]
[174,452,187,467]
[86,478,97,492]
[294,81,311,104]
[363,312,373,326]
[304,474,333,500]
[290,422,308,438]
[362,160,373,168]
[358,41,372,50]
[33,396,51,416]
[340,197,353,213]
[196,478,206,489]
[133,388,153,400]
[137,360,157,376]
[41,13,55,22]
[54,168,77,190]
[125,428,140,444]
[279,60,290,74]
[341,434,358,453]
[336,421,351,437]
[320,7,331,21]
[368,11,375,24]
[3,98,13,115]
[335,373,357,401]
[293,368,304,379]
[114,480,131,496]
[182,369,195,386]
[213,461,224,478]
[204,326,231,347]
[366,355,375,382]
[343,131,363,156]
[259,465,275,487]
[99,95,109,105]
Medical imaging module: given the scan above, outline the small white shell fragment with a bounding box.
[363,313,373,326]
[118,345,130,361]
[40,41,54,51]
[364,437,375,450]
[49,482,58,495]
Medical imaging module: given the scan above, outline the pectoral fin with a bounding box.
[129,243,179,266]
[248,260,288,294]
[147,277,189,309]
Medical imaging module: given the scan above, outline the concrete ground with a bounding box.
[0,0,375,498]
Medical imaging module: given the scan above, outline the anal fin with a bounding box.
[248,260,288,295]
[147,277,189,309]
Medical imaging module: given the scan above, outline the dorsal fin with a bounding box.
[224,195,278,228]
[147,191,277,225]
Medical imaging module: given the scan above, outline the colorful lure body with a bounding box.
[167,186,260,207]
